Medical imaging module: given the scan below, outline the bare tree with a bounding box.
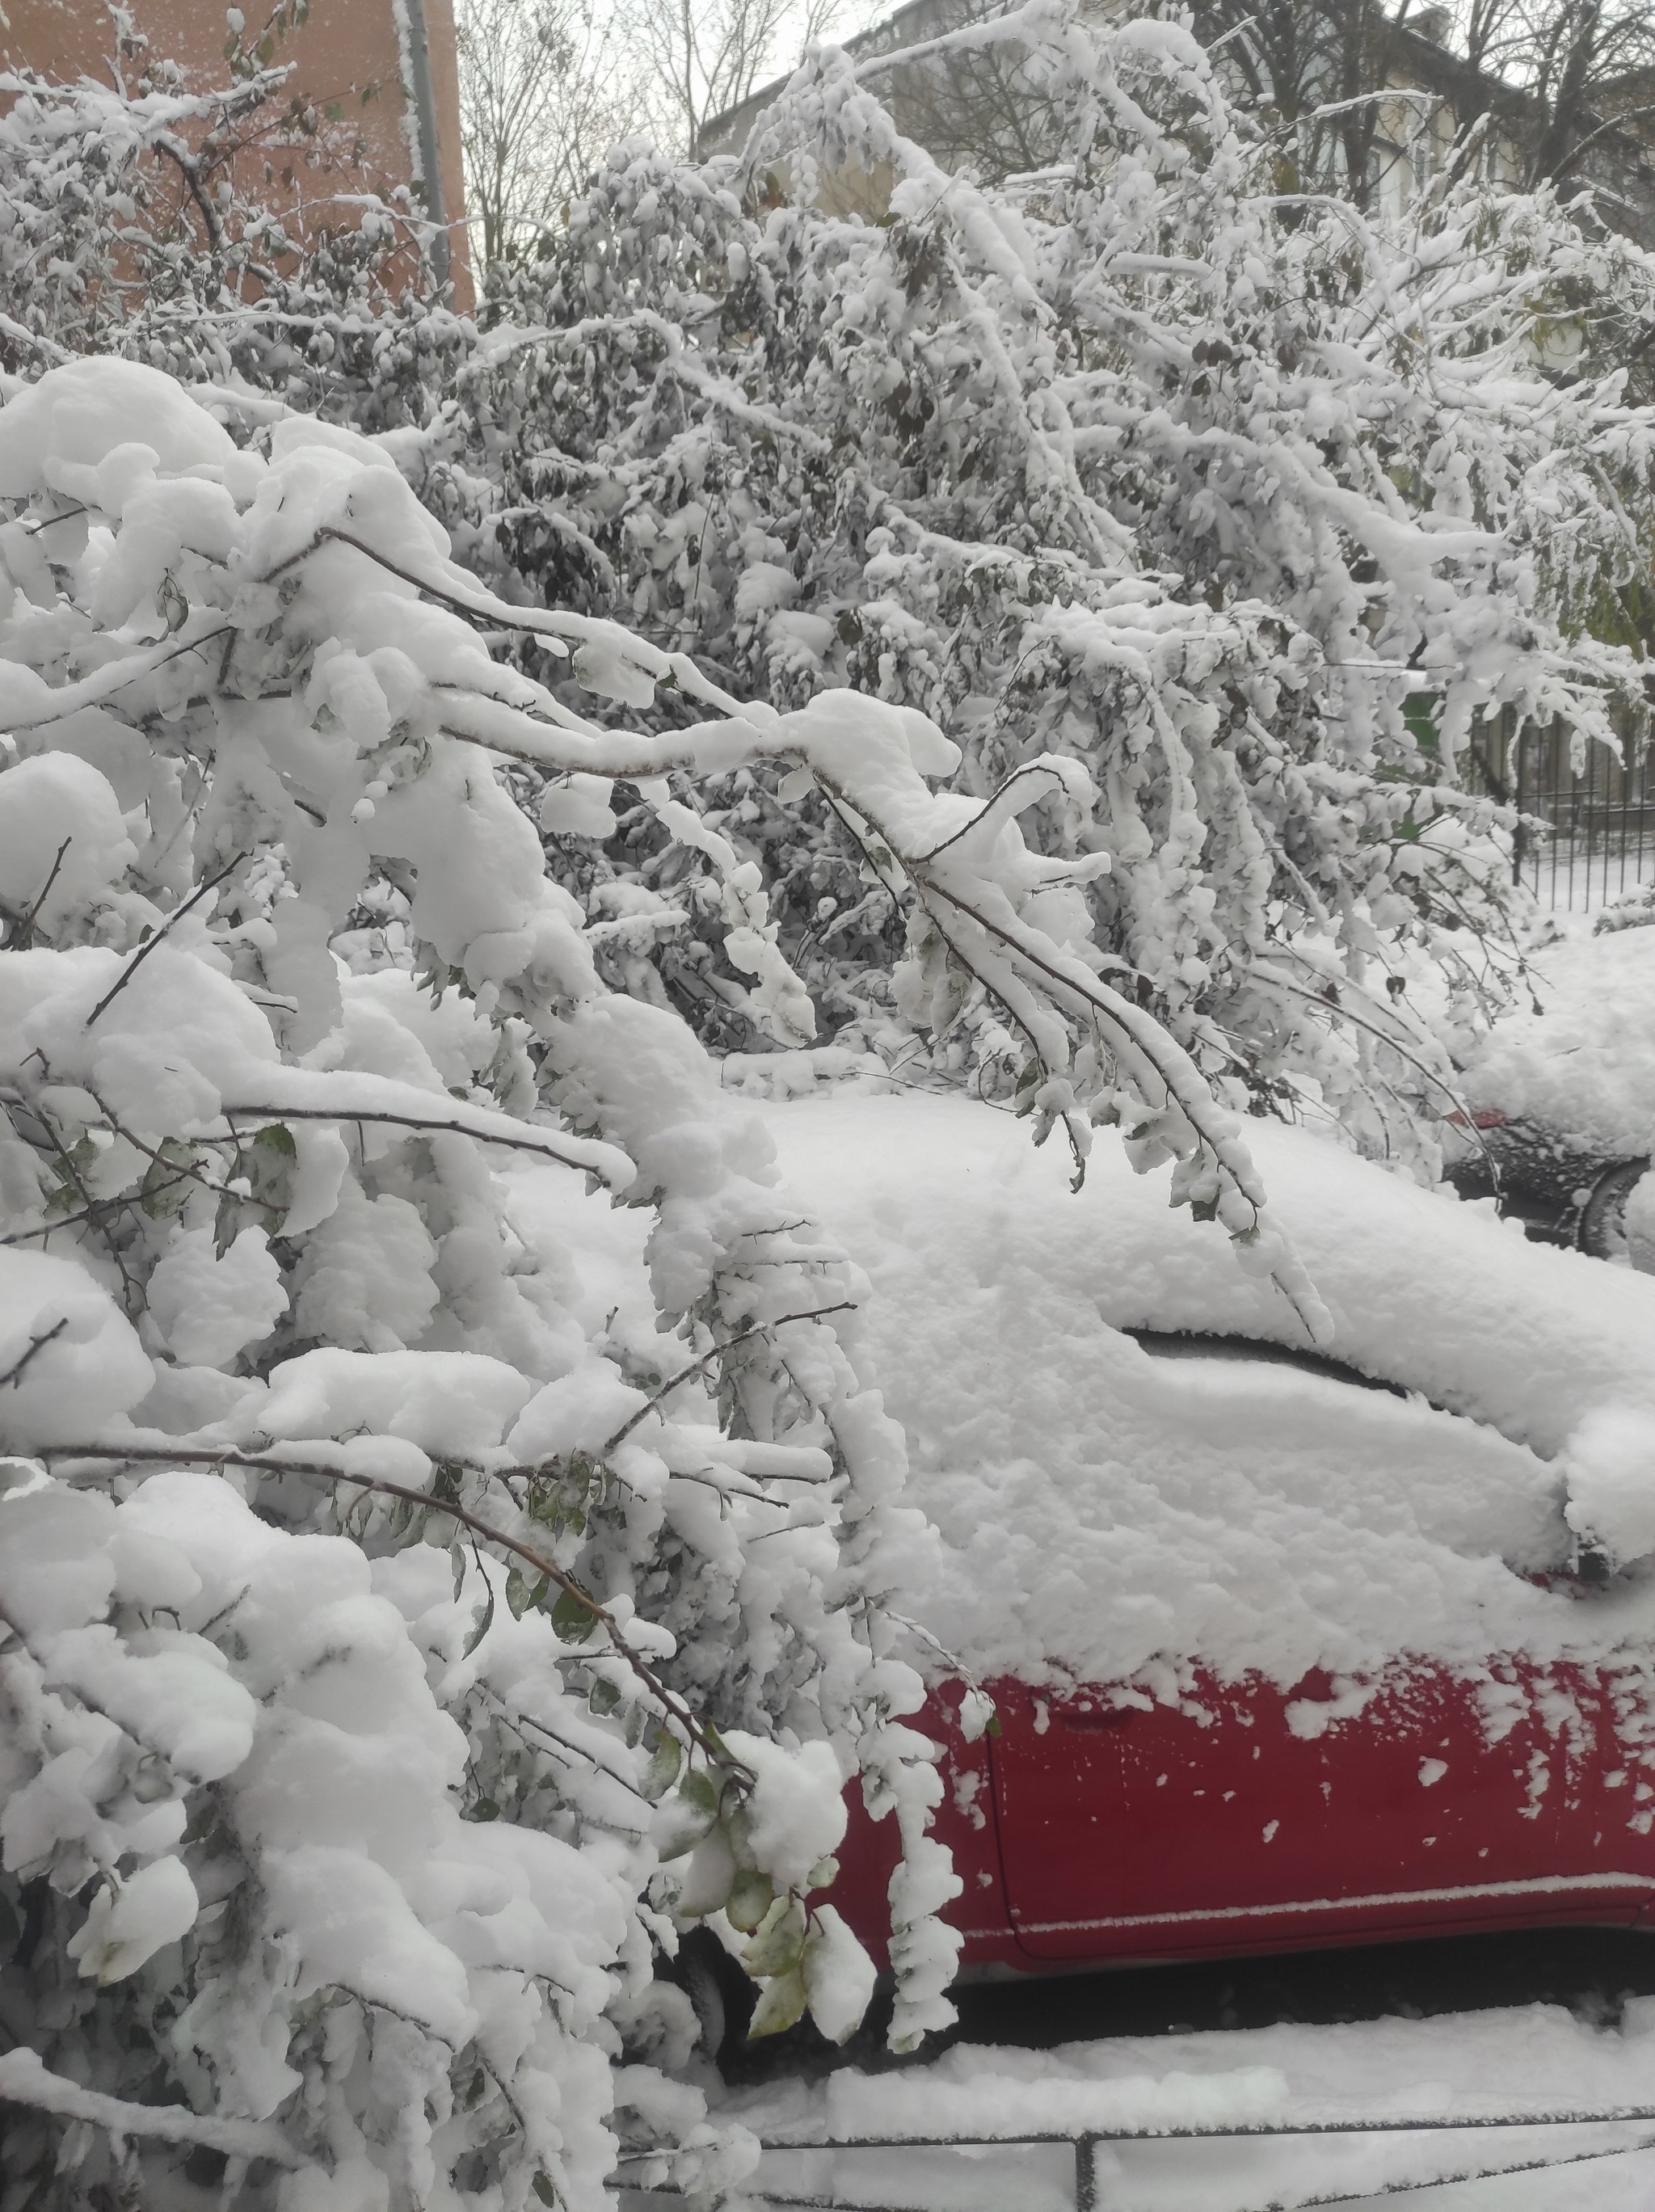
[1459,0,1655,197]
[457,0,642,262]
[846,0,1068,178]
[1192,0,1655,212]
[625,0,842,156]
[1184,0,1439,209]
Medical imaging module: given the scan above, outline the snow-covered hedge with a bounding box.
[453,3,1655,1172]
[0,348,1313,2204]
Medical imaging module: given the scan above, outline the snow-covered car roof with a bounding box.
[1463,922,1655,1161]
[760,1092,1655,1694]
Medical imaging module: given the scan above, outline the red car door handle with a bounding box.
[1058,1705,1135,1730]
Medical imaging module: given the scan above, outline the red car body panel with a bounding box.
[834,1666,1655,1974]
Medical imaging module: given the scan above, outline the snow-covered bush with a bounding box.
[0,11,465,428]
[0,350,1313,2203]
[451,2,1655,1171]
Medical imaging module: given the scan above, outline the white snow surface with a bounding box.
[1463,924,1655,1159]
[0,1247,154,1447]
[762,1092,1655,1690]
[725,2001,1655,2210]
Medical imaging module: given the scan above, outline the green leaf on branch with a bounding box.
[138,1141,196,1229]
[213,1190,242,1258]
[741,1895,806,1978]
[726,1868,774,1932]
[550,1587,598,1644]
[157,571,189,634]
[642,1732,682,1802]
[747,1965,807,2039]
[526,1451,606,1540]
[655,1766,722,1860]
[679,1767,719,1817]
[505,1567,549,1619]
[461,1579,495,1658]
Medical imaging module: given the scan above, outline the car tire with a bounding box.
[1577,1158,1655,1266]
[673,1925,752,2072]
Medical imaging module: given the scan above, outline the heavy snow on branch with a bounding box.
[0,340,1299,2206]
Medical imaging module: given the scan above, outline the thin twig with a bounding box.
[85,852,246,1028]
[596,1302,857,1457]
[0,1317,67,1391]
[254,526,754,723]
[15,838,71,944]
[0,1166,196,1247]
[41,1441,743,1770]
[2,627,236,734]
[34,1116,138,1310]
[909,761,1072,864]
[86,1090,238,1203]
[1253,963,1477,1123]
[221,1104,615,1180]
[20,503,88,537]
[504,1704,655,1805]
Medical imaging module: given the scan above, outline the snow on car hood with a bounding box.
[1463,922,1655,1161]
[761,1091,1655,1691]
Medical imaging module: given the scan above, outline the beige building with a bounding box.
[1,0,471,302]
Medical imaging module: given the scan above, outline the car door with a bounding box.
[989,1665,1653,1963]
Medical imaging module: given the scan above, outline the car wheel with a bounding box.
[1577,1158,1655,1266]
[673,1925,752,2072]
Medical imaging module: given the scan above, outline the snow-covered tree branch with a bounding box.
[0,327,1306,2203]
[4,4,1655,2199]
[458,2,1655,1175]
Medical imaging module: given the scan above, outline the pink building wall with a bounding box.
[2,0,472,305]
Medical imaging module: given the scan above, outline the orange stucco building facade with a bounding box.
[1,0,471,303]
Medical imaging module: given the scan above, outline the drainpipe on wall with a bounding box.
[402,0,451,291]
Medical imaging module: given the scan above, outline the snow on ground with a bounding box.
[758,1089,1655,1692]
[1463,921,1655,1161]
[705,2001,1655,2210]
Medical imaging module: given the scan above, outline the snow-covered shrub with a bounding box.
[0,351,1311,2202]
[1594,882,1655,934]
[451,4,1655,1172]
[0,11,465,428]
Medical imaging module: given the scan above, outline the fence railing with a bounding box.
[613,2101,1655,2210]
[1468,714,1655,912]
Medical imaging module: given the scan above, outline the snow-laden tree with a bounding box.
[453,0,1655,1171]
[0,11,465,428]
[0,348,1320,2203]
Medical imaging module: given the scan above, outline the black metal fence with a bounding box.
[1468,715,1655,912]
[613,2100,1655,2210]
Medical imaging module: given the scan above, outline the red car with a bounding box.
[757,1093,1655,2001]
[834,1660,1655,1978]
